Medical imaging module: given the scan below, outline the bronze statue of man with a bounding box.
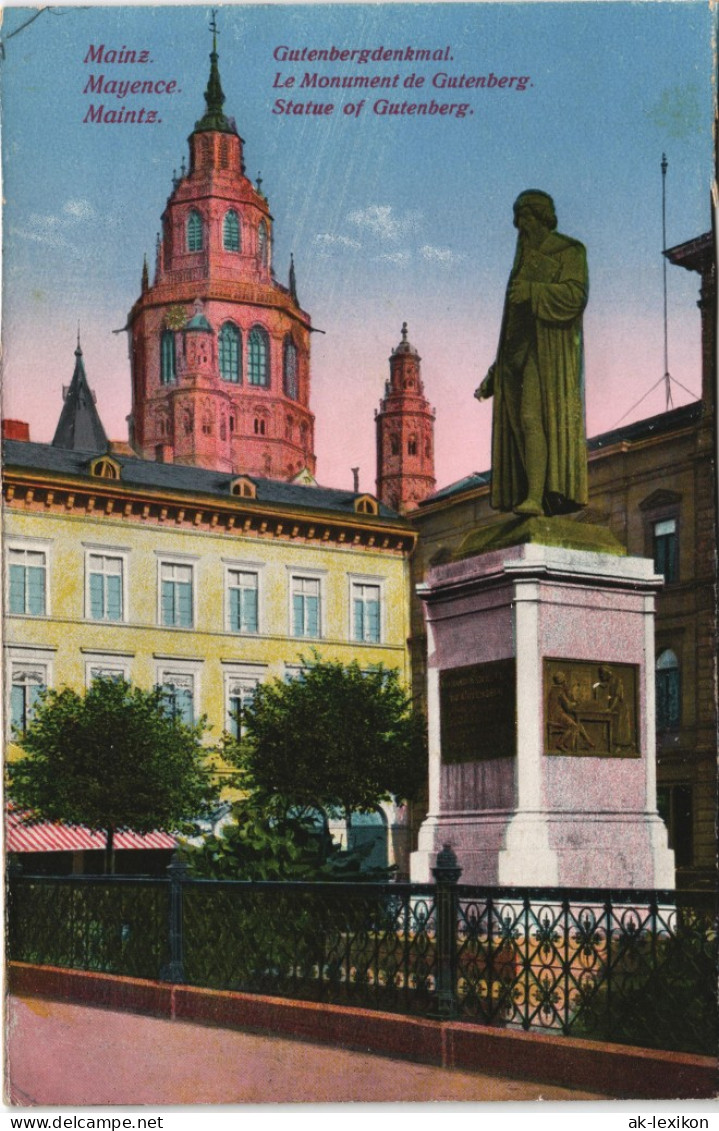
[475,190,589,516]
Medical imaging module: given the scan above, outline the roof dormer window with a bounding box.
[89,456,121,480]
[230,476,257,499]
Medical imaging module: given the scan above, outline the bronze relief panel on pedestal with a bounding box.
[544,659,639,757]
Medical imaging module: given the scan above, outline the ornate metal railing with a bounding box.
[8,862,716,1055]
[8,874,169,981]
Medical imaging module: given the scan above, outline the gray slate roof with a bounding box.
[3,439,402,520]
[419,401,703,506]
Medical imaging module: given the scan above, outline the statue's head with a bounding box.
[513,190,557,231]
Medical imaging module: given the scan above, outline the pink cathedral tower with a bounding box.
[127,19,315,478]
[375,323,436,512]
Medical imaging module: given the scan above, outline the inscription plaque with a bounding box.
[440,659,516,763]
[544,659,640,757]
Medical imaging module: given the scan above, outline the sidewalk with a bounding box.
[6,995,607,1105]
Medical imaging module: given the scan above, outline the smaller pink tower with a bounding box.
[375,323,436,512]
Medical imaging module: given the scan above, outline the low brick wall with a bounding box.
[9,962,718,1100]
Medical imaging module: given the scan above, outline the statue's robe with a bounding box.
[488,230,589,514]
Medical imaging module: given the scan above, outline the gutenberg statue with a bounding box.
[475,190,589,517]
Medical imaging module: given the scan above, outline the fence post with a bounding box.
[432,843,462,1019]
[164,852,189,984]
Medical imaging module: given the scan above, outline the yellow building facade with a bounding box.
[4,439,415,800]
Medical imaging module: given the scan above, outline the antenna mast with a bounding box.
[661,153,674,411]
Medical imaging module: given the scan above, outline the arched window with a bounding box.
[187,210,203,252]
[354,495,379,516]
[283,337,298,399]
[258,220,269,267]
[90,456,121,480]
[223,210,240,252]
[253,417,266,436]
[248,327,269,386]
[390,435,399,456]
[656,649,680,731]
[408,435,417,456]
[219,137,230,170]
[219,323,241,383]
[160,330,176,384]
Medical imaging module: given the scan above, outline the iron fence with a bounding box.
[8,862,716,1055]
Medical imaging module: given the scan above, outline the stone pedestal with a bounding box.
[410,540,675,888]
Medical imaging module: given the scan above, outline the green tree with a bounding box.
[9,678,217,872]
[227,654,426,821]
[182,794,393,881]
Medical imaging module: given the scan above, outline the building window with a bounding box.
[253,417,266,436]
[88,667,126,682]
[227,569,259,634]
[225,673,262,739]
[230,477,256,499]
[85,654,132,687]
[90,457,120,479]
[352,582,381,643]
[219,323,241,383]
[187,210,203,252]
[248,327,269,386]
[657,784,693,868]
[656,649,680,730]
[8,548,47,616]
[258,220,269,266]
[354,495,379,516]
[160,331,176,384]
[160,673,195,724]
[87,553,124,622]
[10,665,46,735]
[223,210,240,251]
[160,562,194,627]
[408,435,417,456]
[283,337,298,399]
[653,518,678,582]
[291,576,321,638]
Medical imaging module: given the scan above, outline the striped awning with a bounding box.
[6,808,177,853]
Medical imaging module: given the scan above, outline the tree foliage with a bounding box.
[9,678,217,866]
[226,654,427,818]
[182,795,394,882]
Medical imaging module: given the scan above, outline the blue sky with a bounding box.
[2,2,715,491]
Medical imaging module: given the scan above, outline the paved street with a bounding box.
[7,995,607,1105]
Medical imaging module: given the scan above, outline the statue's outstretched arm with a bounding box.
[475,363,495,401]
